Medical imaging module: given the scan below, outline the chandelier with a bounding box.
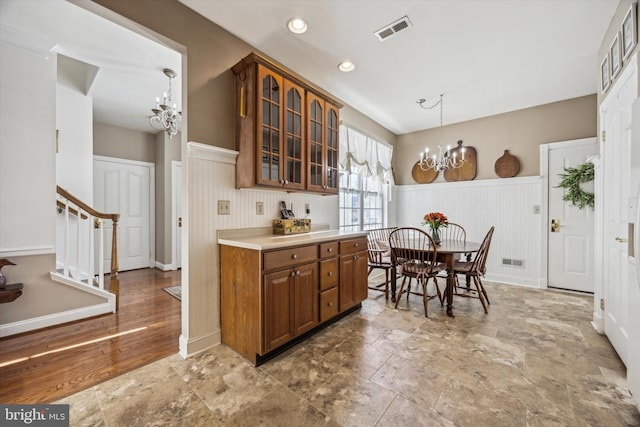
[416,94,465,172]
[150,68,181,139]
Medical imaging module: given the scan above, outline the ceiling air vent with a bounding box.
[374,15,412,42]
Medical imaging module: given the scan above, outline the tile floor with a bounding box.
[58,281,640,426]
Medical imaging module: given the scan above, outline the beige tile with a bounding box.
[93,360,214,426]
[309,369,396,426]
[376,395,456,427]
[55,387,105,427]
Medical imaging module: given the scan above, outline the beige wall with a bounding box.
[394,95,597,185]
[93,121,156,163]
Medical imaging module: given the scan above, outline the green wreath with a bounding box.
[556,162,594,209]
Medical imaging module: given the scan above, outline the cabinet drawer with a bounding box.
[339,237,367,256]
[319,242,338,259]
[264,245,317,271]
[319,258,338,291]
[319,287,339,322]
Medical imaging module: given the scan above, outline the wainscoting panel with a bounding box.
[181,142,339,357]
[393,177,542,287]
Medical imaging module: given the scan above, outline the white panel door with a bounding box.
[548,141,597,292]
[601,65,635,366]
[94,159,152,272]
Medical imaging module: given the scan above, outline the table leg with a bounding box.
[445,254,455,317]
[390,265,397,302]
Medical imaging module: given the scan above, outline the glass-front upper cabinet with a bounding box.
[307,93,340,194]
[283,80,305,190]
[257,66,283,187]
[232,52,342,193]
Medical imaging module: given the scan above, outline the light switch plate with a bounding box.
[218,200,230,215]
[256,201,264,215]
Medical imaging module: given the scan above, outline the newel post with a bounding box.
[110,214,120,310]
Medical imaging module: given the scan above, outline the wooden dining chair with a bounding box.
[389,227,443,317]
[438,222,466,243]
[452,226,495,313]
[367,227,397,300]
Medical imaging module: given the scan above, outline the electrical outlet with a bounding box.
[256,201,264,215]
[532,205,540,214]
[305,203,310,214]
[218,200,230,215]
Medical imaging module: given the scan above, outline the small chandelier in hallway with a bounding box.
[150,68,181,139]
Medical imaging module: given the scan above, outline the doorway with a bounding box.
[545,139,597,292]
[93,156,155,272]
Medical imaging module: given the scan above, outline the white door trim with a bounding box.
[539,137,597,290]
[93,155,156,269]
[171,160,182,270]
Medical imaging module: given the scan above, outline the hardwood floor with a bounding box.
[0,268,181,404]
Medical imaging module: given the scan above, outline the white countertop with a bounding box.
[218,229,368,251]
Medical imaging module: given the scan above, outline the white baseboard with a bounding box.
[592,311,605,334]
[155,261,175,271]
[179,329,221,359]
[0,302,114,338]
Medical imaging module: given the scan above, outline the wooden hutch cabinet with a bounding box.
[232,52,342,193]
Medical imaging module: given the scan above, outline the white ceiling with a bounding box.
[0,1,618,137]
[180,0,617,135]
[0,0,181,134]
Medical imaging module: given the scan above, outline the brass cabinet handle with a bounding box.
[328,302,333,307]
[292,254,297,259]
[328,271,333,276]
[355,243,359,247]
[328,248,333,252]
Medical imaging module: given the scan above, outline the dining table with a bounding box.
[390,239,481,317]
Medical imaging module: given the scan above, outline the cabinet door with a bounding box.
[292,262,318,336]
[339,251,368,311]
[306,93,325,192]
[263,269,293,352]
[324,104,340,194]
[283,80,305,190]
[256,66,284,187]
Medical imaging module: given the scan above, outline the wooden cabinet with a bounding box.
[220,234,367,364]
[339,237,368,311]
[264,262,317,352]
[232,52,342,193]
[306,93,340,194]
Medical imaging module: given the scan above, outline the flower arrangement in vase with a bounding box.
[421,212,448,244]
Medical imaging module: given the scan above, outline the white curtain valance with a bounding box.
[339,124,394,186]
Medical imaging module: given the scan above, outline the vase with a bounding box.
[431,228,441,245]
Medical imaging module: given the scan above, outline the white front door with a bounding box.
[548,139,597,292]
[94,157,153,272]
[600,61,635,366]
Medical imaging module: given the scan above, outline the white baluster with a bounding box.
[89,213,95,288]
[98,219,104,290]
[76,207,81,282]
[64,202,69,277]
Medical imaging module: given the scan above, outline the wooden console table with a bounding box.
[0,283,23,303]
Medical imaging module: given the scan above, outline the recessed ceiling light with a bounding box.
[287,17,308,34]
[338,61,355,72]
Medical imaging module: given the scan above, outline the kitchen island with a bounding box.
[218,228,368,365]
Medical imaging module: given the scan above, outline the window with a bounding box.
[338,124,392,231]
[339,172,386,231]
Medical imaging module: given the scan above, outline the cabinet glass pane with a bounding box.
[294,115,301,135]
[261,154,269,180]
[287,135,294,156]
[271,156,279,179]
[262,100,269,127]
[262,128,269,151]
[272,105,279,127]
[295,137,301,158]
[287,110,293,133]
[272,131,279,154]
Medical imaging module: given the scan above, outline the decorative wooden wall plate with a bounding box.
[411,161,438,183]
[494,149,520,178]
[444,140,477,182]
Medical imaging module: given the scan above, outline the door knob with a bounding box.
[615,237,628,243]
[550,219,563,232]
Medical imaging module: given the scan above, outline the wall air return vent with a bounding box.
[374,15,412,42]
[502,258,525,268]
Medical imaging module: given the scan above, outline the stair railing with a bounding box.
[56,186,120,308]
